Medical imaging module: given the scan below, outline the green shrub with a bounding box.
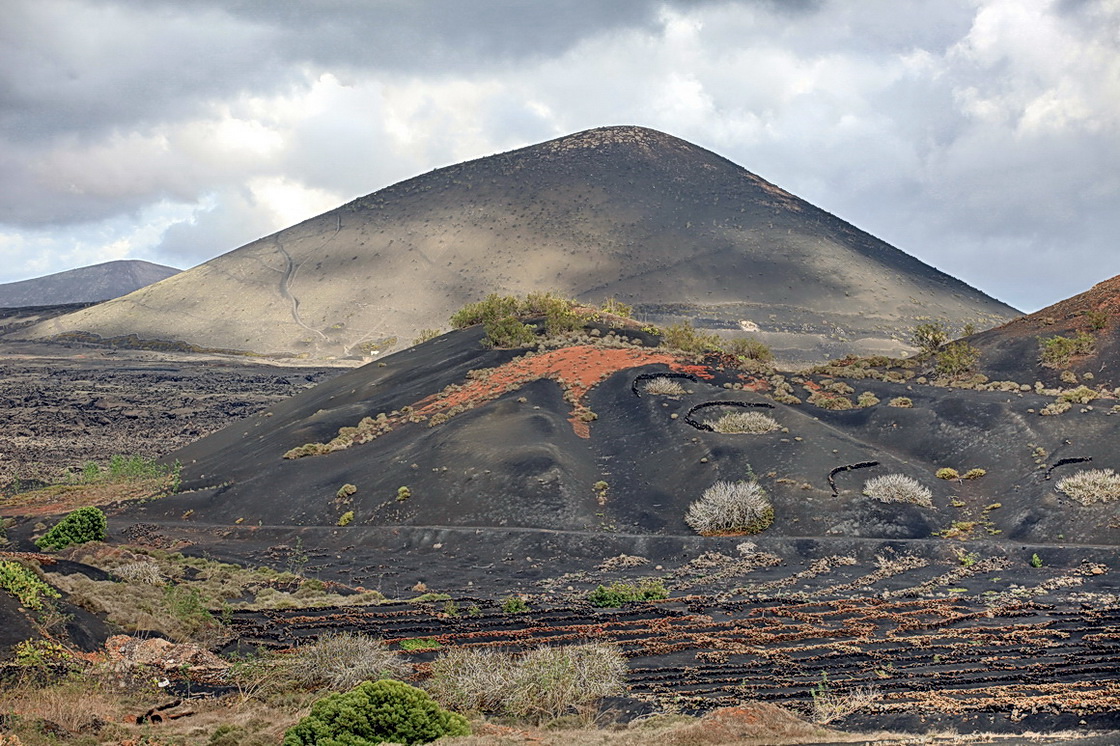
[413,328,442,345]
[962,468,987,480]
[911,323,948,353]
[658,321,722,354]
[936,341,980,376]
[450,293,592,347]
[283,679,469,746]
[1058,385,1097,404]
[336,484,357,500]
[35,506,107,551]
[501,595,529,614]
[337,511,354,527]
[1083,310,1108,330]
[723,336,773,362]
[288,632,408,691]
[587,579,668,608]
[0,560,60,610]
[856,391,880,407]
[936,468,960,480]
[888,397,913,408]
[685,480,774,535]
[1039,332,1094,368]
[600,297,633,318]
[399,638,441,651]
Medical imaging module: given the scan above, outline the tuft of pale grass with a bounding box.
[811,685,881,725]
[862,474,933,508]
[426,644,625,723]
[705,411,780,434]
[643,377,687,396]
[1056,469,1120,505]
[286,632,408,690]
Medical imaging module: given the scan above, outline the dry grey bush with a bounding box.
[643,377,687,396]
[1056,469,1120,505]
[286,632,408,690]
[113,560,164,585]
[426,643,625,723]
[705,411,780,434]
[685,480,774,535]
[862,474,933,508]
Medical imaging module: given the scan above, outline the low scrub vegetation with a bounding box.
[35,506,107,551]
[426,643,625,722]
[685,480,774,535]
[1056,469,1120,505]
[1039,332,1095,368]
[450,292,631,348]
[0,560,61,610]
[283,679,470,746]
[935,341,980,377]
[587,579,668,607]
[862,474,933,508]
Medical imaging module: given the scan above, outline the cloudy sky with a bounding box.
[2,0,1117,312]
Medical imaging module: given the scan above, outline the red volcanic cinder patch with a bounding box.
[415,345,691,437]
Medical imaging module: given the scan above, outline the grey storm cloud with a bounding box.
[1,0,1117,312]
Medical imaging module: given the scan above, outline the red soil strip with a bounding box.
[414,345,690,437]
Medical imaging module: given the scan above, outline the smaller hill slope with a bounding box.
[971,274,1120,389]
[150,322,1120,546]
[0,260,180,308]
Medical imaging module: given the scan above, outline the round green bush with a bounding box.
[35,506,107,551]
[283,679,470,746]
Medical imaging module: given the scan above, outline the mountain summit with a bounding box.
[24,126,1017,360]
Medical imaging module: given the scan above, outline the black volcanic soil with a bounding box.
[2,324,1118,739]
[0,339,346,485]
[972,274,1120,388]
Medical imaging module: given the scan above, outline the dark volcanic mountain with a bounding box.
[971,273,1120,389]
[0,260,179,308]
[22,126,1017,361]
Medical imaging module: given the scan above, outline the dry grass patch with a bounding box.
[862,474,933,508]
[1056,469,1120,505]
[427,644,625,723]
[705,411,780,434]
[643,377,688,396]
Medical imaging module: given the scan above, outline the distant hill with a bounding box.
[23,126,1017,361]
[0,260,179,308]
[970,273,1120,388]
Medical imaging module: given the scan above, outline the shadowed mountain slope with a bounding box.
[0,260,179,308]
[23,126,1016,361]
[971,274,1120,389]
[149,324,1119,546]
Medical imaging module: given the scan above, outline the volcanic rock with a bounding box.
[21,126,1017,362]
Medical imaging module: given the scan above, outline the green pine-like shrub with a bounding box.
[35,506,107,551]
[282,679,470,746]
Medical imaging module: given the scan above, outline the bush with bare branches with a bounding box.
[685,480,774,535]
